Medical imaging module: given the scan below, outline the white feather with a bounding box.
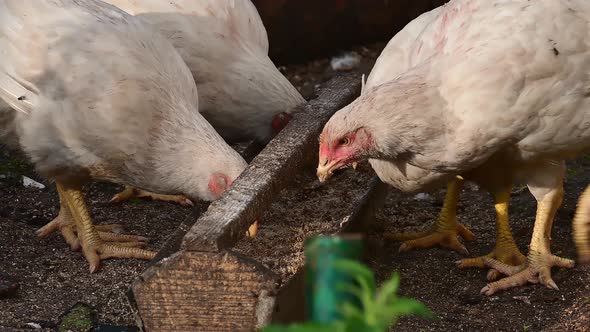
[0,0,247,201]
[102,0,304,143]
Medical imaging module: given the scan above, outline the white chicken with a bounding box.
[359,1,526,281]
[99,0,305,208]
[103,0,303,143]
[0,0,248,272]
[317,0,590,294]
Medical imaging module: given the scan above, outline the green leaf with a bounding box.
[336,282,364,300]
[263,257,436,332]
[331,259,376,293]
[375,272,400,307]
[339,302,365,321]
[259,322,337,332]
[342,317,375,332]
[386,297,435,319]
[354,273,377,315]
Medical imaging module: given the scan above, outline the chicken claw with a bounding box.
[390,225,472,255]
[56,183,155,272]
[110,185,193,206]
[246,220,259,237]
[37,199,148,251]
[481,185,574,295]
[36,203,79,250]
[456,190,526,280]
[457,244,526,281]
[387,178,474,254]
[480,253,574,295]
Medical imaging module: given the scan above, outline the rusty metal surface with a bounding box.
[253,0,450,63]
[182,72,362,252]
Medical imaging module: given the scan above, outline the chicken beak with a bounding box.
[352,162,358,170]
[317,156,338,183]
[246,219,259,238]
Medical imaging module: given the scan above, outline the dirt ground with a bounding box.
[1,42,589,332]
[370,156,590,332]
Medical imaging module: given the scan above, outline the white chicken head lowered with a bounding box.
[316,76,448,184]
[104,0,305,144]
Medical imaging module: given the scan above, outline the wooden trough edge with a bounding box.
[182,72,362,252]
[127,72,364,331]
[128,175,388,332]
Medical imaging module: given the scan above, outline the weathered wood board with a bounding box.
[129,73,388,331]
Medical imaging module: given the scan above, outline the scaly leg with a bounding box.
[36,186,148,251]
[110,185,193,206]
[456,190,526,280]
[573,185,590,265]
[481,184,575,295]
[386,177,475,254]
[57,182,155,272]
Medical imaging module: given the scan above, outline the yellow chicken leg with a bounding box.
[456,190,526,280]
[110,185,193,206]
[57,182,155,272]
[481,185,575,295]
[386,177,475,254]
[573,185,590,265]
[37,186,149,251]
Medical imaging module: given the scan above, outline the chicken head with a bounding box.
[271,112,293,136]
[317,126,374,183]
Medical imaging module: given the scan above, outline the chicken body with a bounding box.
[100,0,304,209]
[318,0,590,294]
[365,2,525,280]
[102,0,304,143]
[0,0,247,272]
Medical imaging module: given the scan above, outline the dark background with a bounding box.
[252,0,449,63]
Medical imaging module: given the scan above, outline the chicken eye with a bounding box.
[339,137,350,146]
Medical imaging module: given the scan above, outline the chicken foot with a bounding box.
[37,186,148,251]
[110,185,193,206]
[573,185,590,265]
[55,182,155,272]
[111,186,260,238]
[456,190,526,280]
[481,183,574,295]
[386,177,474,254]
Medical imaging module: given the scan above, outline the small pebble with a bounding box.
[414,193,431,201]
[513,296,532,305]
[24,323,42,329]
[22,176,45,189]
[330,51,361,71]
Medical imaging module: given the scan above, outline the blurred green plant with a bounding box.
[260,259,434,332]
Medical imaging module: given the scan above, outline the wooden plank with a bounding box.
[183,73,362,252]
[130,74,366,330]
[147,142,264,266]
[340,176,388,233]
[131,250,279,332]
[130,176,388,331]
